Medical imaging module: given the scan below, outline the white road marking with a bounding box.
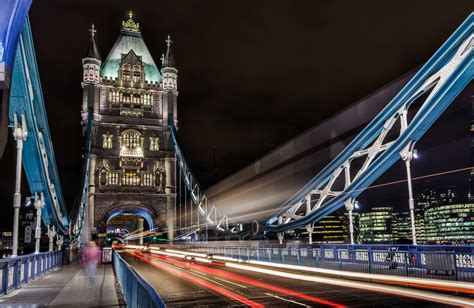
[214,276,248,289]
[264,292,309,307]
[189,269,207,276]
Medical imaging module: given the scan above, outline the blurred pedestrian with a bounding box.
[82,241,100,284]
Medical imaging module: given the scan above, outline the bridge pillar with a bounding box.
[401,142,417,245]
[306,224,313,245]
[48,225,55,252]
[34,192,44,254]
[277,232,284,245]
[344,199,355,245]
[12,114,27,257]
[87,155,97,242]
[164,157,176,241]
[137,218,144,246]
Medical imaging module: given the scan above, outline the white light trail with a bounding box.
[225,262,474,307]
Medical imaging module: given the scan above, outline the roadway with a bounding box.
[119,250,451,307]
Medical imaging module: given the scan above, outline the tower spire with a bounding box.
[163,34,176,68]
[86,23,101,60]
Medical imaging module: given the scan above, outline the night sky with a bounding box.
[0,1,473,228]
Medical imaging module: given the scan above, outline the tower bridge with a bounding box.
[0,2,473,306]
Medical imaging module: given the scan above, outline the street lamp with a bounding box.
[11,114,27,257]
[34,193,45,254]
[400,141,417,245]
[345,198,356,245]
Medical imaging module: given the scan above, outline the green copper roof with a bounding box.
[101,30,161,83]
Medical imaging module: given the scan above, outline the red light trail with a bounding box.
[129,250,346,308]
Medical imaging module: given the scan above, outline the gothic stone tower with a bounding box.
[81,13,178,241]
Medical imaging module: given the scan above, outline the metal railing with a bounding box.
[0,251,62,295]
[113,250,165,308]
[171,244,474,282]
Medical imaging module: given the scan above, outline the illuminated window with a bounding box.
[109,90,120,102]
[122,92,131,103]
[142,172,153,186]
[123,170,140,186]
[106,171,120,185]
[120,129,143,157]
[122,64,131,82]
[143,94,152,106]
[102,134,113,149]
[132,94,141,104]
[149,137,160,151]
[132,65,142,83]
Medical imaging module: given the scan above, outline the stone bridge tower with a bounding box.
[81,13,178,241]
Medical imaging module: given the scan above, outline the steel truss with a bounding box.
[265,14,473,233]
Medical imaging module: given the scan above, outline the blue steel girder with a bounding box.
[0,0,32,156]
[9,17,69,235]
[264,13,474,233]
[0,0,32,84]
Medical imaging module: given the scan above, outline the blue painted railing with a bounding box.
[174,243,474,282]
[0,251,62,295]
[113,250,165,308]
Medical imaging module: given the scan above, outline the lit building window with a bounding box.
[123,170,140,186]
[102,134,113,149]
[122,64,131,82]
[132,94,141,104]
[109,90,120,102]
[120,129,143,157]
[143,94,152,106]
[142,172,154,186]
[149,137,160,151]
[106,171,120,185]
[132,65,142,83]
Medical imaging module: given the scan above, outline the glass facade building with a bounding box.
[359,207,395,243]
[312,214,350,243]
[424,203,474,244]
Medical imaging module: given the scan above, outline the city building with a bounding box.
[424,203,474,244]
[359,207,396,243]
[0,231,12,257]
[18,207,35,254]
[81,13,178,241]
[392,209,426,244]
[312,211,351,244]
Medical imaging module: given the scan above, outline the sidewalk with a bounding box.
[0,263,121,307]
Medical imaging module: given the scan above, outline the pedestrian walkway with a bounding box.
[0,263,121,307]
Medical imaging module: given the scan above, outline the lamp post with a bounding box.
[12,114,27,257]
[345,198,356,245]
[48,225,56,252]
[400,142,417,245]
[34,193,44,254]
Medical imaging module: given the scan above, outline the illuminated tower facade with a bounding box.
[81,13,178,241]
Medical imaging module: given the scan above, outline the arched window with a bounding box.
[120,129,143,157]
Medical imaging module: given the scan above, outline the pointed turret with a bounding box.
[82,24,101,85]
[86,23,101,60]
[161,35,178,92]
[82,23,101,119]
[163,35,176,68]
[161,35,178,128]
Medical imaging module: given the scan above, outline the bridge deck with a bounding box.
[0,263,120,307]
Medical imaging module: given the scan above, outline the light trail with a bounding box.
[128,251,264,307]
[225,262,474,307]
[152,247,474,295]
[139,251,346,307]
